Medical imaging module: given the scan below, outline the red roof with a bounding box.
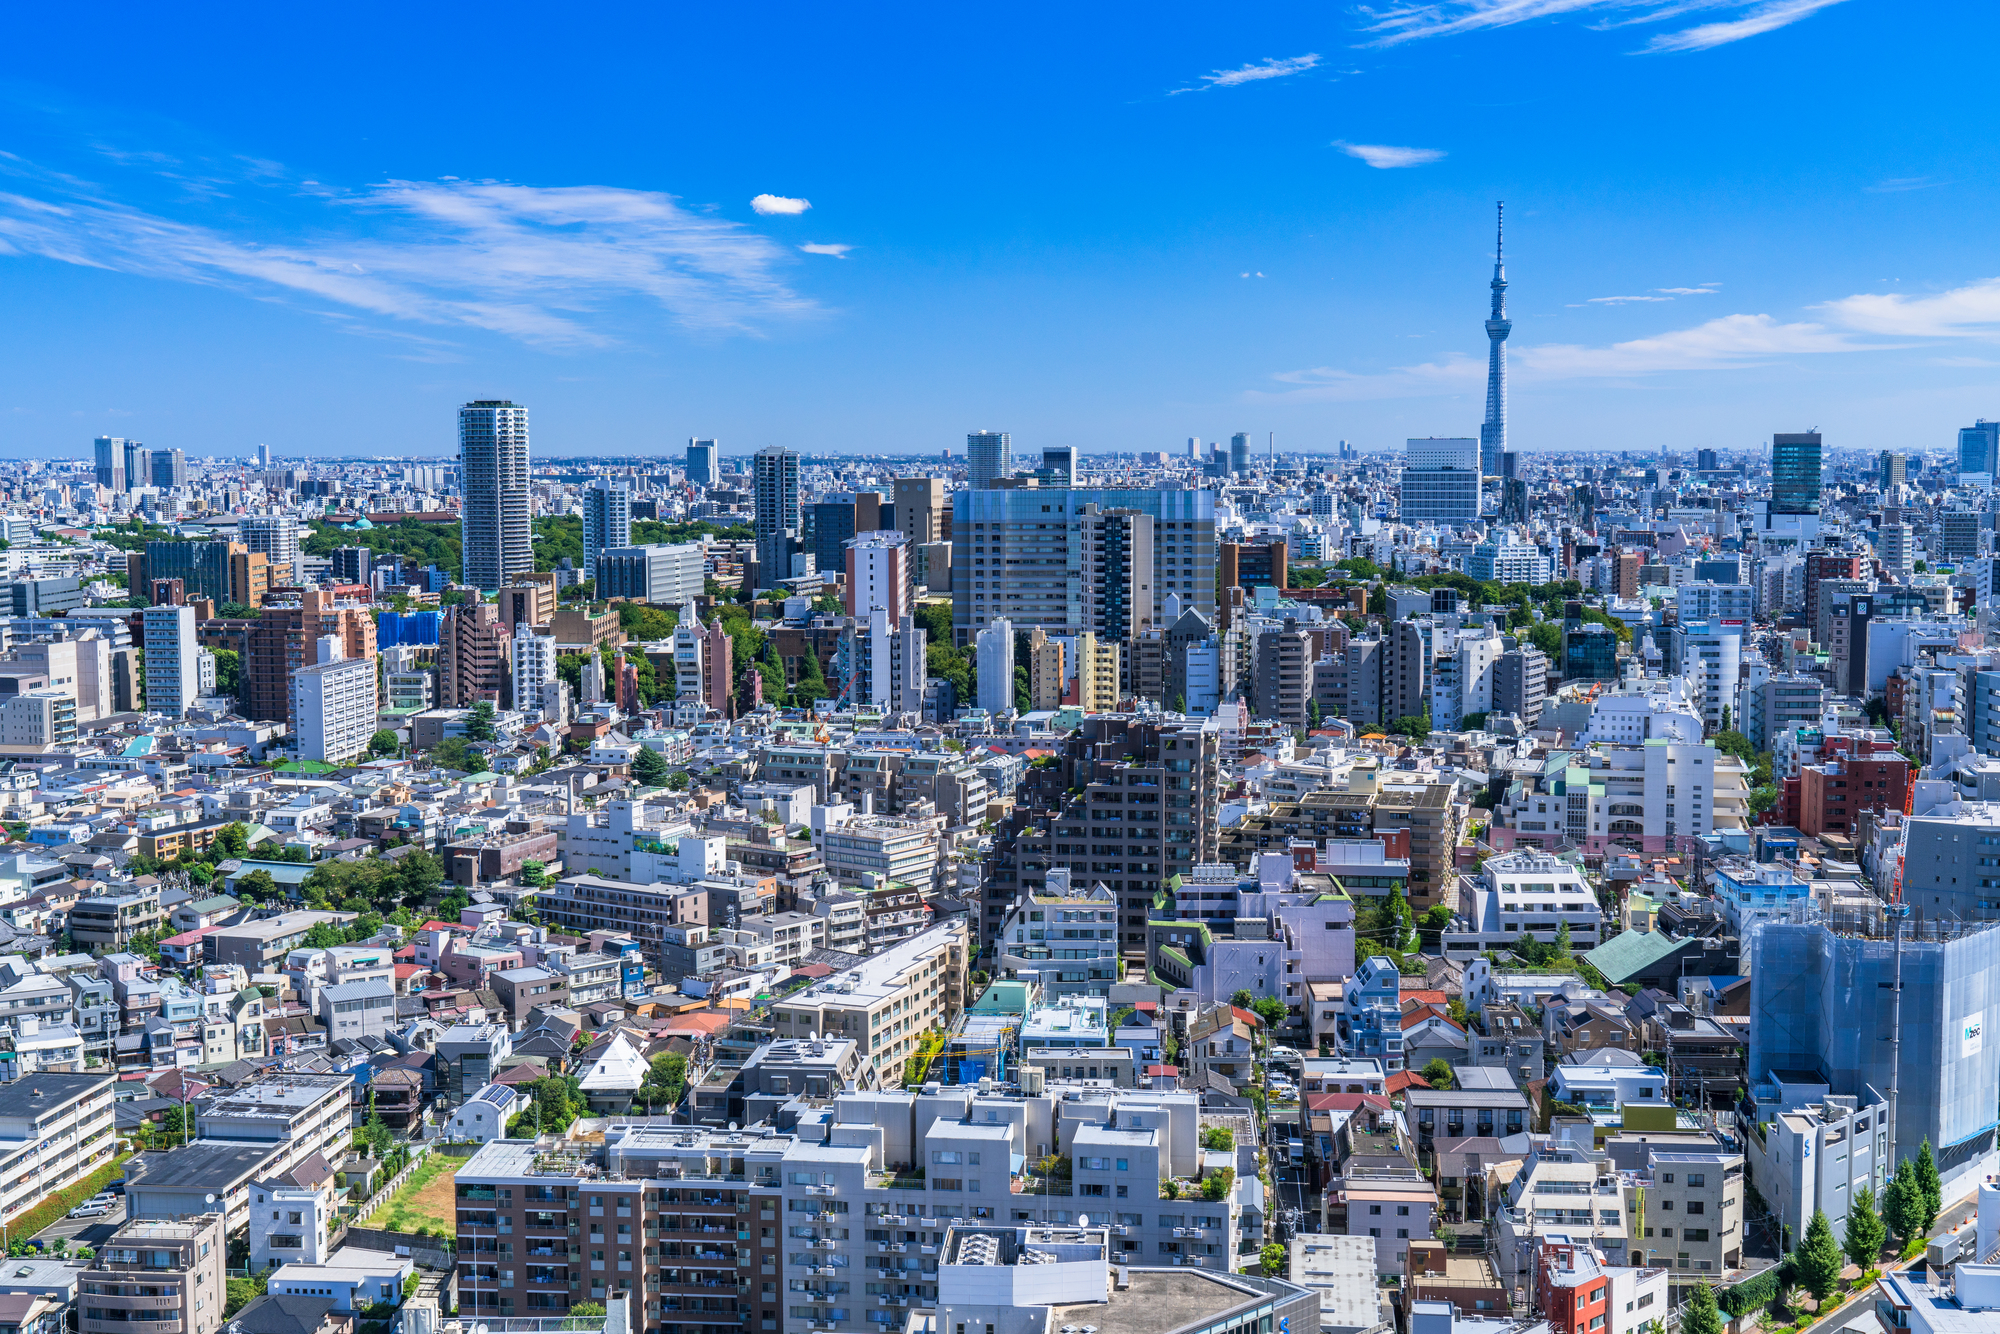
[394,964,427,980]
[1144,1064,1179,1076]
[1306,1091,1392,1112]
[420,920,472,934]
[1231,1005,1263,1027]
[793,964,835,979]
[1385,1070,1434,1094]
[160,926,221,947]
[1132,1001,1158,1012]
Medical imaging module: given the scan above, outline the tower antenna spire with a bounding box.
[1481,201,1512,478]
[1496,200,1504,265]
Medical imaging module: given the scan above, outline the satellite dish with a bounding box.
[729,1122,739,1132]
[1077,1214,1089,1226]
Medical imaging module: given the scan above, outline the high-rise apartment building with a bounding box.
[849,609,927,713]
[952,487,1215,647]
[844,530,909,621]
[92,436,126,492]
[1401,438,1482,524]
[1254,619,1314,727]
[1073,630,1120,713]
[511,623,558,706]
[1493,645,1550,725]
[752,446,801,588]
[975,619,1014,714]
[1028,628,1064,710]
[1696,448,1720,471]
[142,605,198,717]
[893,477,945,545]
[684,437,720,487]
[967,430,1011,489]
[440,601,511,709]
[1942,510,1981,561]
[242,589,378,724]
[582,475,631,578]
[1881,451,1908,489]
[460,400,533,591]
[1879,522,1917,579]
[121,440,148,491]
[238,515,301,585]
[291,646,378,765]
[1771,432,1824,515]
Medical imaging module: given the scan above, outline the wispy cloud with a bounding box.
[1335,141,1447,168]
[1350,0,1849,53]
[798,243,852,257]
[750,193,811,215]
[1657,284,1721,294]
[1169,54,1320,95]
[1256,312,1882,402]
[0,173,817,347]
[1584,294,1673,304]
[1577,282,1719,304]
[1866,176,1951,194]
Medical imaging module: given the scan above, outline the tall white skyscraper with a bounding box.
[968,431,1011,490]
[583,475,632,580]
[291,636,378,765]
[976,618,1015,715]
[513,623,558,704]
[239,514,301,585]
[460,399,533,591]
[142,605,198,718]
[93,437,126,493]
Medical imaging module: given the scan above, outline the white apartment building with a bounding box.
[0,690,76,749]
[1440,849,1606,958]
[1674,622,1743,733]
[1743,1091,1885,1263]
[1577,741,1719,855]
[822,816,940,892]
[196,1073,353,1185]
[240,514,302,582]
[513,624,557,702]
[1637,1147,1745,1275]
[1430,626,1504,732]
[0,1073,117,1224]
[142,604,198,717]
[292,650,377,765]
[767,920,967,1087]
[248,1171,336,1269]
[1674,583,1755,625]
[1580,680,1705,745]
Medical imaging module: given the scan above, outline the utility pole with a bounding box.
[1887,901,1908,1172]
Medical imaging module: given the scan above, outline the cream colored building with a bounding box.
[768,919,968,1086]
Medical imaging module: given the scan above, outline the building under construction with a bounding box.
[1749,902,2000,1203]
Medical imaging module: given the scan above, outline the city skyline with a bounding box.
[0,3,1995,457]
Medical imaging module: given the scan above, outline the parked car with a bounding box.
[67,1204,111,1219]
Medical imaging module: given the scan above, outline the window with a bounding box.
[1687,1173,1706,1187]
[1369,1205,1382,1215]
[1685,1201,1705,1215]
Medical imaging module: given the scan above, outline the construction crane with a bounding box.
[1890,764,1917,905]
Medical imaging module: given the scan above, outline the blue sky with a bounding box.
[0,0,1993,460]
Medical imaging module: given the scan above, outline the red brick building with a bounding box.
[1534,1235,1611,1334]
[1797,754,1911,836]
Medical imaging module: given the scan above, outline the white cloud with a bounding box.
[1818,278,2000,337]
[1351,0,1848,53]
[1255,311,1880,402]
[1638,0,1846,49]
[1335,141,1447,168]
[798,243,852,257]
[1586,294,1673,304]
[0,178,816,346]
[1657,284,1721,294]
[750,193,811,215]
[1170,54,1320,94]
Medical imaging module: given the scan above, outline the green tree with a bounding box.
[430,736,474,771]
[1251,996,1287,1029]
[1680,1284,1723,1334]
[1307,698,1322,730]
[1795,1207,1843,1302]
[213,822,249,861]
[238,868,279,903]
[304,922,346,949]
[1553,920,1574,960]
[1528,622,1563,657]
[1844,1187,1887,1269]
[1199,1126,1234,1152]
[1231,989,1253,1008]
[631,746,670,787]
[666,769,691,792]
[639,1052,689,1109]
[567,1303,607,1320]
[1420,1058,1456,1090]
[212,648,242,698]
[1916,1139,1943,1233]
[1259,1242,1287,1277]
[617,603,680,642]
[396,850,445,904]
[464,699,498,742]
[520,860,548,889]
[1711,729,1757,763]
[370,729,400,757]
[1389,712,1432,740]
[1883,1157,1919,1244]
[1460,711,1490,731]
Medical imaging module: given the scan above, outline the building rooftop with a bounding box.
[130,1142,280,1189]
[204,1074,351,1118]
[0,1072,110,1120]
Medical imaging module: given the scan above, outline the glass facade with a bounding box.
[1771,431,1823,515]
